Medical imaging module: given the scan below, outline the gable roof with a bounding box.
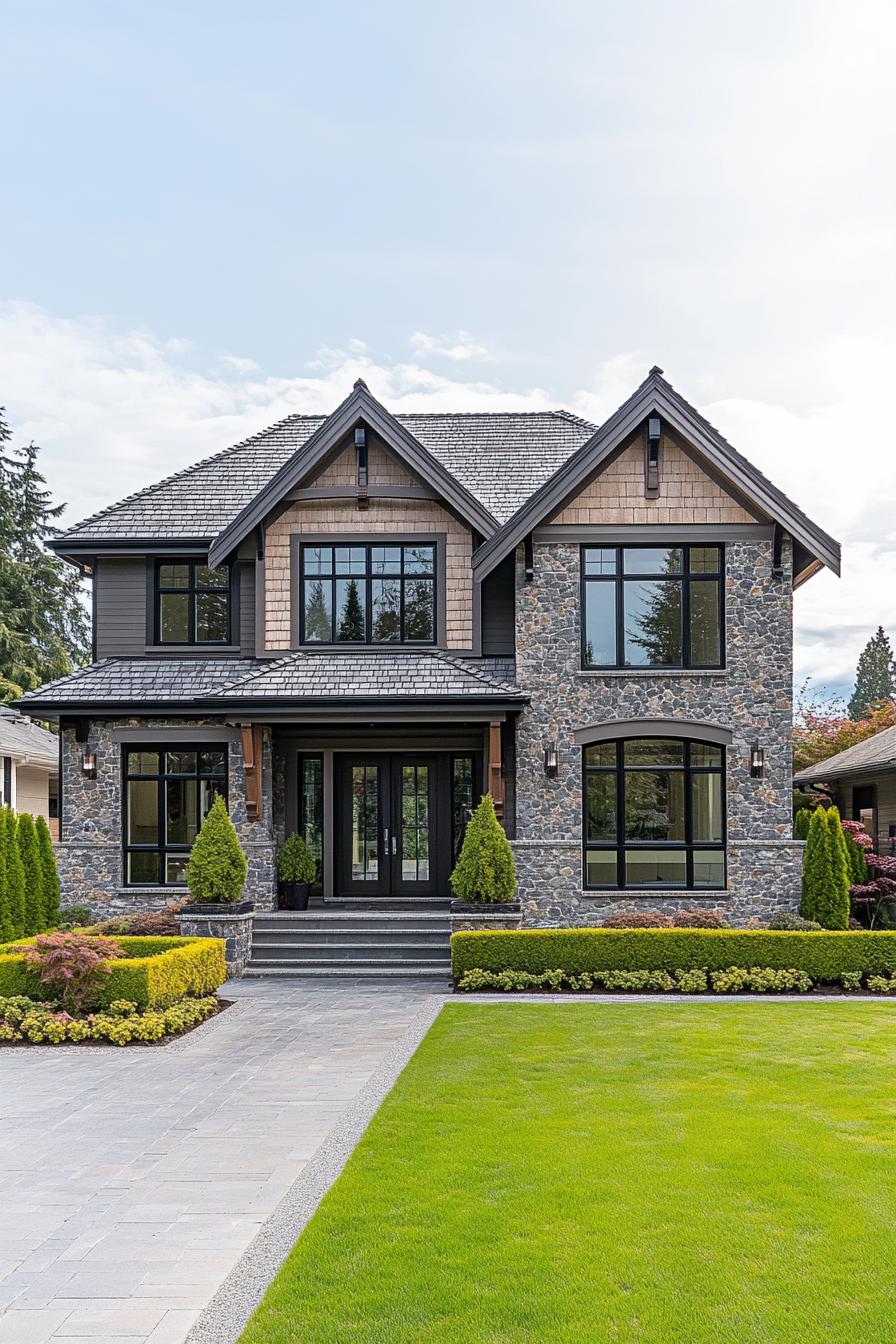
[50,397,593,556]
[16,653,525,714]
[793,725,896,784]
[471,367,841,582]
[0,705,58,769]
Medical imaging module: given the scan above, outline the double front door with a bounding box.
[336,755,439,896]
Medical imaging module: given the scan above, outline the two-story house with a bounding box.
[20,368,839,937]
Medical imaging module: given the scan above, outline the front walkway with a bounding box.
[0,979,442,1344]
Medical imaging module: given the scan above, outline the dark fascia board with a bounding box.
[24,694,527,719]
[794,761,896,786]
[49,538,213,563]
[207,383,498,568]
[471,372,842,582]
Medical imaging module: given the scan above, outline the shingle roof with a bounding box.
[17,653,524,711]
[0,705,59,767]
[793,726,896,783]
[54,410,595,543]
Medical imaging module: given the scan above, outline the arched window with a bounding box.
[583,737,726,890]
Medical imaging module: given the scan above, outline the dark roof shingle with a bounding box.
[793,725,896,783]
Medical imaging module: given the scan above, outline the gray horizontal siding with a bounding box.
[480,554,515,656]
[94,559,147,658]
[239,561,255,656]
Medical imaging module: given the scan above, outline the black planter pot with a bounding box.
[281,880,310,911]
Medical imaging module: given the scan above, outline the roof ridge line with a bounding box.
[211,651,306,697]
[432,650,516,691]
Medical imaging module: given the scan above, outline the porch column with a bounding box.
[488,718,505,821]
[239,723,265,820]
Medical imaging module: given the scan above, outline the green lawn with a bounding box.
[241,1004,896,1344]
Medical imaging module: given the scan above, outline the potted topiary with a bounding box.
[176,797,254,976]
[449,793,521,932]
[277,834,317,911]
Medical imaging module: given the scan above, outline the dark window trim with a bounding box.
[153,559,234,647]
[583,737,727,891]
[292,536,446,648]
[580,543,725,671]
[297,752,324,893]
[122,744,228,887]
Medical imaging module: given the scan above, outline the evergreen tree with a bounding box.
[303,581,332,641]
[3,808,26,939]
[337,579,365,641]
[35,814,60,928]
[450,794,516,903]
[18,814,45,935]
[0,407,90,699]
[185,796,248,903]
[794,808,812,841]
[847,626,895,721]
[0,808,12,944]
[803,806,850,929]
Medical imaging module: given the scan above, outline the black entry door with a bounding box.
[335,756,439,896]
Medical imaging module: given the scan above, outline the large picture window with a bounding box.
[155,560,231,644]
[300,543,436,645]
[583,737,725,889]
[124,747,228,885]
[581,545,723,669]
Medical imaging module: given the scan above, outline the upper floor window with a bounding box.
[156,560,231,644]
[584,737,725,889]
[581,545,723,670]
[300,543,436,645]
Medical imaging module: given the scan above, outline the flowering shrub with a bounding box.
[0,993,219,1045]
[22,932,125,1012]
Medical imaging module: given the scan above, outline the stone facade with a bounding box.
[512,536,802,927]
[175,906,254,978]
[57,719,277,917]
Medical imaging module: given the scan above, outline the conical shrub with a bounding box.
[449,794,516,904]
[18,814,46,936]
[800,807,829,923]
[185,796,248,904]
[35,815,61,929]
[0,808,13,945]
[793,808,812,841]
[3,808,26,940]
[816,807,851,930]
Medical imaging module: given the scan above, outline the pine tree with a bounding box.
[35,814,60,928]
[449,794,516,903]
[0,808,12,944]
[848,626,895,721]
[337,579,365,641]
[18,814,45,935]
[303,581,332,641]
[0,408,90,699]
[3,808,26,939]
[185,796,248,904]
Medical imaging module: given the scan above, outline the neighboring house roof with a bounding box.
[50,387,594,552]
[0,705,58,769]
[793,726,896,784]
[17,654,525,714]
[472,367,841,583]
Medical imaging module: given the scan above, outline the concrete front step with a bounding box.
[251,945,450,965]
[250,898,453,978]
[243,964,452,979]
[252,926,449,942]
[253,916,451,930]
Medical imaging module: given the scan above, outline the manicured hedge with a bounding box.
[0,935,226,1009]
[451,928,896,984]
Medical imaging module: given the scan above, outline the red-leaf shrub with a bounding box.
[671,909,730,929]
[93,900,188,937]
[23,932,125,1012]
[601,911,672,929]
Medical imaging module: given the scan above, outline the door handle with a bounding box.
[392,835,397,855]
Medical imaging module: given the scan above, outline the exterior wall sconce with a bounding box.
[81,752,97,779]
[749,745,765,778]
[544,742,559,777]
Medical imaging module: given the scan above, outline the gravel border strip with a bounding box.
[185,992,446,1344]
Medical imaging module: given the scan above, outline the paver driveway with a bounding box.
[0,979,441,1344]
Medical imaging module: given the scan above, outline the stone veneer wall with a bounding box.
[57,719,276,918]
[512,537,802,926]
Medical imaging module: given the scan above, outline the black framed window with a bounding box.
[156,560,231,644]
[583,737,726,889]
[581,545,723,669]
[300,544,436,644]
[124,747,228,885]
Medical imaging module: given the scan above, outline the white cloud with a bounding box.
[409,330,493,362]
[1,300,893,695]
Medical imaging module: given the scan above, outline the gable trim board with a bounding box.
[471,369,841,583]
[207,381,497,569]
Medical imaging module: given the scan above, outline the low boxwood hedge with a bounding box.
[0,935,226,1009]
[450,928,896,984]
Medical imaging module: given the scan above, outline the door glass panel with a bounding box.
[351,765,379,881]
[401,765,430,881]
[451,756,475,861]
[299,756,324,885]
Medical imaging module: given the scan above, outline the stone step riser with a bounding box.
[242,966,452,979]
[251,947,450,963]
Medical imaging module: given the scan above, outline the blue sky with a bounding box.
[1,0,894,696]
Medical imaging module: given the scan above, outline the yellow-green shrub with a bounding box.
[0,935,226,1008]
[451,927,896,983]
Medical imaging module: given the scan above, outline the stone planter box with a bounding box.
[449,899,523,934]
[175,901,255,979]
